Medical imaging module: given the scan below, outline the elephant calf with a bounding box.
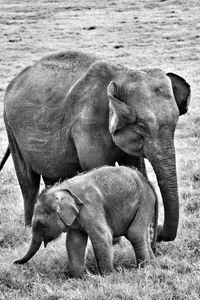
[14,165,158,277]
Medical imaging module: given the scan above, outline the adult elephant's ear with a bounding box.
[107,81,136,134]
[56,189,83,227]
[167,73,191,116]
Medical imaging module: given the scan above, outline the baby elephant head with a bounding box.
[14,188,83,264]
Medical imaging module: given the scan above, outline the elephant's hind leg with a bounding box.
[125,218,153,267]
[6,129,40,225]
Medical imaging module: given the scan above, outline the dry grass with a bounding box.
[0,0,200,299]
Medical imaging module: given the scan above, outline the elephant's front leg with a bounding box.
[72,128,117,171]
[66,228,88,278]
[89,224,113,275]
[6,127,40,225]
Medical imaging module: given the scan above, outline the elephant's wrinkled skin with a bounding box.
[14,166,158,277]
[1,51,190,241]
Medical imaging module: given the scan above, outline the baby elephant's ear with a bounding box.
[56,189,83,227]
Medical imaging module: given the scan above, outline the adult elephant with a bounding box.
[0,51,190,242]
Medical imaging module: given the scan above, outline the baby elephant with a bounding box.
[14,166,158,277]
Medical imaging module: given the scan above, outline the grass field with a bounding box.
[0,0,200,299]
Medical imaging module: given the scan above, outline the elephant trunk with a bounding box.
[146,140,179,242]
[14,234,42,264]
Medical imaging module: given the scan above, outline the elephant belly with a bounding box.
[105,198,138,237]
[23,147,81,181]
[107,213,135,237]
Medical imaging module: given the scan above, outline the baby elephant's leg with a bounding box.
[125,214,155,267]
[66,228,88,278]
[89,224,113,275]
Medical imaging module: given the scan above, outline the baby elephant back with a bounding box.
[90,165,143,197]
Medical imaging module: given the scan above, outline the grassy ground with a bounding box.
[0,0,200,299]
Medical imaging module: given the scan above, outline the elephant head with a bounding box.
[108,70,190,242]
[14,188,83,264]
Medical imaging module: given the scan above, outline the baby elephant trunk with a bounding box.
[14,235,42,264]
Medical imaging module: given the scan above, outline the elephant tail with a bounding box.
[0,146,10,171]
